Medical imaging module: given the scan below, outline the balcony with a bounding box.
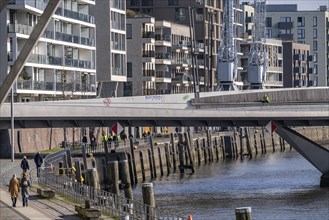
[110,0,125,10]
[172,74,191,84]
[142,31,155,38]
[27,54,63,66]
[155,34,171,46]
[143,69,155,77]
[156,71,171,83]
[245,16,253,23]
[9,0,47,11]
[142,50,155,57]
[293,54,307,61]
[307,68,315,74]
[294,79,307,87]
[65,59,93,69]
[294,67,305,73]
[155,53,171,64]
[196,43,205,53]
[278,34,293,41]
[55,7,95,24]
[278,22,293,29]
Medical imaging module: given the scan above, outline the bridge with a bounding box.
[0,88,328,187]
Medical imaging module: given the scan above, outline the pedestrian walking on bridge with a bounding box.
[9,174,20,207]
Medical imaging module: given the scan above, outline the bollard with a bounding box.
[142,183,155,220]
[108,161,119,195]
[235,207,252,220]
[119,159,133,200]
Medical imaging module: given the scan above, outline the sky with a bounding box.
[244,0,329,10]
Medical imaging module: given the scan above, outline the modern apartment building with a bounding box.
[91,0,126,97]
[240,2,254,40]
[266,4,329,86]
[126,0,223,92]
[126,13,193,96]
[282,42,313,88]
[239,39,283,88]
[0,0,96,102]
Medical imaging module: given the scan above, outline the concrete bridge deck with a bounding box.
[0,88,328,129]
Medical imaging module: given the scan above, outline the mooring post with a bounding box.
[235,207,252,220]
[149,135,157,179]
[108,161,119,195]
[164,143,171,175]
[177,133,185,173]
[129,137,137,185]
[184,132,195,173]
[196,138,201,165]
[142,183,155,220]
[119,159,133,201]
[170,133,177,173]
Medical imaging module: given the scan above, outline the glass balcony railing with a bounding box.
[156,71,171,78]
[56,7,95,24]
[16,80,96,92]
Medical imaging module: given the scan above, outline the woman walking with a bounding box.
[20,172,31,207]
[8,174,20,207]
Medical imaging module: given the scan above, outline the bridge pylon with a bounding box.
[275,124,329,187]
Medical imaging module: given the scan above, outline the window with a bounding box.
[313,52,317,62]
[127,62,132,77]
[126,24,132,39]
[297,29,305,39]
[297,41,305,44]
[175,8,188,21]
[280,29,291,34]
[297,17,305,27]
[265,17,272,27]
[168,0,179,5]
[313,29,317,39]
[313,16,317,27]
[313,41,317,51]
[280,17,291,22]
[265,29,272,38]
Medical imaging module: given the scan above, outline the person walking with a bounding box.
[8,174,20,207]
[34,152,43,177]
[20,156,30,173]
[20,172,31,207]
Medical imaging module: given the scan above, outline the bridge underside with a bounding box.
[0,118,328,129]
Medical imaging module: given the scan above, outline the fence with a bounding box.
[40,149,185,220]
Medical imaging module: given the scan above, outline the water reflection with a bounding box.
[133,151,329,220]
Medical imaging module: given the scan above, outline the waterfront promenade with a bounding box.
[0,157,83,219]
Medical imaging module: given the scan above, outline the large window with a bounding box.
[313,40,317,51]
[313,29,317,39]
[265,29,272,38]
[168,0,179,5]
[297,17,305,27]
[280,17,291,22]
[265,17,272,27]
[126,24,132,39]
[297,29,305,39]
[313,16,317,27]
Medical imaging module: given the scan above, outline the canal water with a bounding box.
[132,151,329,220]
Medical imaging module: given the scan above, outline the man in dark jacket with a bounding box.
[34,152,43,177]
[20,156,29,173]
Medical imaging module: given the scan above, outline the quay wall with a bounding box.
[91,126,329,187]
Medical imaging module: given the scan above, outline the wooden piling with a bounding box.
[253,132,258,155]
[220,136,226,159]
[235,207,252,220]
[271,133,275,152]
[142,183,155,220]
[139,151,146,182]
[206,130,213,162]
[148,149,154,179]
[244,127,252,158]
[184,132,195,173]
[129,137,138,185]
[158,148,164,176]
[108,161,119,195]
[177,133,185,173]
[202,138,207,164]
[164,144,171,175]
[239,128,244,159]
[196,138,201,165]
[170,133,177,173]
[75,161,82,183]
[119,159,133,200]
[149,135,157,179]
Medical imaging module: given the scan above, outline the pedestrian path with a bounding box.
[0,158,82,219]
[0,188,51,219]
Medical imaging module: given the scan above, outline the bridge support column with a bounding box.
[275,125,329,187]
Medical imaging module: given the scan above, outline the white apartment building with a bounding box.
[91,0,126,97]
[266,5,329,86]
[126,14,193,96]
[0,0,96,102]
